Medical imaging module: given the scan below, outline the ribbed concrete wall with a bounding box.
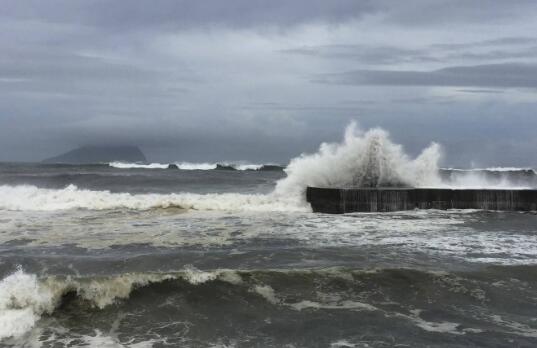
[306,187,537,213]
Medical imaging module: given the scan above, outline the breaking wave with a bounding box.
[275,122,442,201]
[109,162,169,169]
[109,161,268,171]
[274,122,535,202]
[440,168,536,189]
[0,184,308,212]
[2,266,537,341]
[447,167,536,173]
[0,267,242,339]
[1,123,535,213]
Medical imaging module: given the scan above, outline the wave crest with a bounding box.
[274,122,442,201]
[0,267,242,339]
[0,184,308,212]
[109,161,268,171]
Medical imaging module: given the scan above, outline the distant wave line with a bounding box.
[108,161,283,171]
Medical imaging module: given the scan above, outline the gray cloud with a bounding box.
[456,89,504,94]
[1,1,537,167]
[282,37,537,66]
[281,45,439,65]
[5,0,537,32]
[432,37,537,49]
[2,0,378,31]
[315,63,537,88]
[378,0,537,26]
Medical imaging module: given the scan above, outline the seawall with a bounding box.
[306,187,537,213]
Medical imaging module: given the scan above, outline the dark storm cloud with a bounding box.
[315,63,537,89]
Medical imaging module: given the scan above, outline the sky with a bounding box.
[1,0,537,166]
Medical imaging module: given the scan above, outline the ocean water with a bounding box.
[2,126,537,347]
[1,162,537,348]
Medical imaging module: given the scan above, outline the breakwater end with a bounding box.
[306,187,537,213]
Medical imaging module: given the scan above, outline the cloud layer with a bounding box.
[1,0,537,166]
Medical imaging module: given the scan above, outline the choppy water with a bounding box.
[1,163,537,347]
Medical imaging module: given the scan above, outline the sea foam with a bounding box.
[0,184,308,212]
[0,268,242,339]
[109,162,169,169]
[274,121,442,203]
[109,161,266,171]
[2,122,535,213]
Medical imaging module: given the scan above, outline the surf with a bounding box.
[1,122,535,213]
[0,184,308,212]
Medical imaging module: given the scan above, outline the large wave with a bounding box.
[274,122,535,201]
[274,122,442,201]
[1,122,535,212]
[0,184,308,212]
[3,266,537,341]
[0,267,242,339]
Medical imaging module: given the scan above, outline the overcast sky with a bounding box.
[2,0,537,166]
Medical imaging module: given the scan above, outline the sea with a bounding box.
[1,127,537,347]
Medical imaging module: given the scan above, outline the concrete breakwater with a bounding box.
[306,187,537,213]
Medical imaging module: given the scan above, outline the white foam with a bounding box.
[272,122,535,199]
[35,329,161,348]
[109,162,169,169]
[0,270,178,339]
[440,175,531,189]
[182,265,220,285]
[445,167,535,173]
[0,184,309,212]
[76,330,159,348]
[289,300,377,312]
[274,122,442,203]
[177,162,266,171]
[251,282,378,311]
[176,162,217,170]
[0,268,242,339]
[401,309,463,335]
[330,340,357,347]
[0,270,58,339]
[488,314,537,338]
[485,167,536,173]
[12,124,534,214]
[109,161,269,171]
[234,163,264,171]
[439,168,535,189]
[253,285,279,304]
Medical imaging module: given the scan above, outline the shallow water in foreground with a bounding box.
[1,163,537,347]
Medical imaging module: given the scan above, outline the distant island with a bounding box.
[42,145,147,164]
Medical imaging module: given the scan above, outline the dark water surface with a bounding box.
[1,163,537,347]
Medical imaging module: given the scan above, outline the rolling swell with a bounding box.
[2,266,537,345]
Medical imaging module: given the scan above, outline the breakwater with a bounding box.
[306,187,537,213]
